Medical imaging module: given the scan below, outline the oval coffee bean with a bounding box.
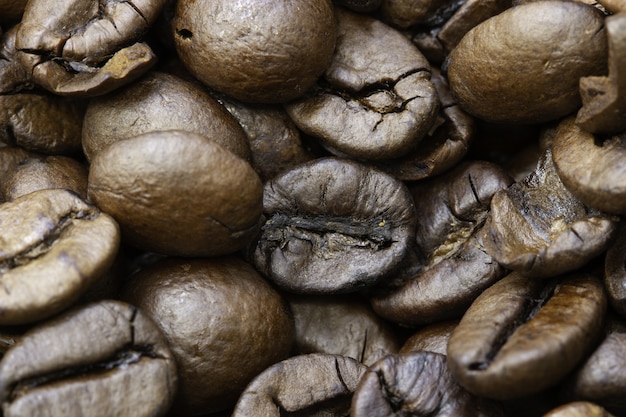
[0,189,120,325]
[88,130,262,257]
[0,300,177,417]
[542,401,615,417]
[552,117,626,214]
[232,353,367,417]
[352,351,505,417]
[121,256,295,415]
[252,157,417,294]
[447,271,606,400]
[446,1,607,123]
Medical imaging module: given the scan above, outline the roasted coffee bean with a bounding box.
[576,12,626,134]
[371,161,511,326]
[285,7,439,161]
[372,67,474,181]
[15,0,164,96]
[482,149,618,278]
[88,130,262,257]
[1,155,88,201]
[446,1,607,124]
[351,351,505,417]
[0,146,32,197]
[82,71,250,162]
[0,300,177,417]
[552,117,626,215]
[289,294,399,366]
[604,222,626,317]
[232,353,367,417]
[121,257,295,415]
[173,0,336,103]
[0,26,31,94]
[0,189,120,325]
[252,157,417,294]
[542,402,614,417]
[0,92,84,154]
[562,316,626,414]
[400,320,458,355]
[447,271,606,400]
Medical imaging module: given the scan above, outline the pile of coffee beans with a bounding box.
[1,0,625,416]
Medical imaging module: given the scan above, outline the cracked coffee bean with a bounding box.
[88,130,262,257]
[371,161,511,326]
[0,300,177,417]
[121,256,295,415]
[352,351,505,417]
[446,271,606,400]
[232,353,367,417]
[252,157,417,294]
[173,0,336,103]
[446,1,608,123]
[0,189,120,325]
[482,149,618,278]
[285,7,439,161]
[288,294,399,366]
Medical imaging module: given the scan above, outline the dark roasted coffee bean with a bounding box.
[552,116,626,214]
[232,353,367,417]
[285,7,439,161]
[252,157,417,294]
[15,0,164,96]
[0,189,120,325]
[447,271,606,400]
[289,294,399,365]
[173,0,336,103]
[482,149,618,278]
[88,130,262,257]
[446,1,607,123]
[0,300,177,417]
[351,351,505,417]
[82,71,250,162]
[121,257,295,415]
[1,155,88,201]
[371,161,511,326]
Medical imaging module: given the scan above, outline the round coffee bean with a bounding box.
[447,271,607,400]
[232,353,367,417]
[88,130,262,257]
[0,300,177,417]
[0,189,120,325]
[252,157,417,294]
[121,257,295,415]
[446,1,607,123]
[173,0,337,103]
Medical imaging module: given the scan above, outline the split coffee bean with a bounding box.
[446,271,607,400]
[0,300,178,417]
[232,353,367,417]
[121,257,295,415]
[0,189,120,325]
[88,130,262,257]
[252,157,417,294]
[286,7,439,161]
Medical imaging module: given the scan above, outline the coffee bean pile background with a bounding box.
[0,0,625,415]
